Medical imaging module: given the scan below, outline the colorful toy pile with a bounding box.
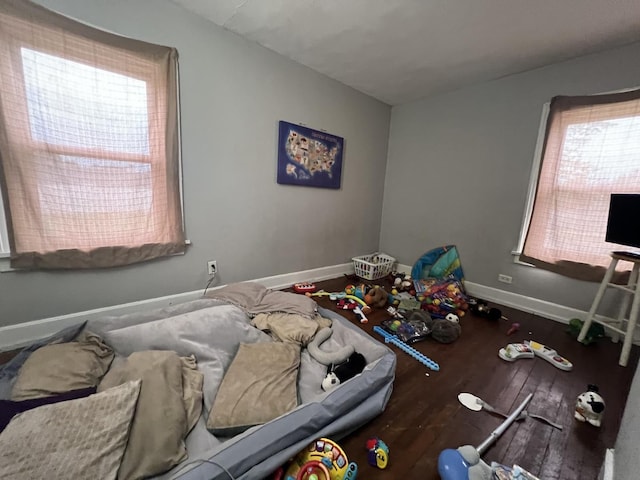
[416,277,469,318]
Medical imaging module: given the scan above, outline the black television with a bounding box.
[605,194,640,249]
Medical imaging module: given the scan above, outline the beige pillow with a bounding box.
[207,342,300,436]
[0,380,141,480]
[98,351,203,480]
[11,332,114,401]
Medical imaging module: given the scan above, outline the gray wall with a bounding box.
[0,0,391,326]
[380,41,640,313]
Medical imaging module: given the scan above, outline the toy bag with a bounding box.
[411,245,465,286]
[411,245,468,318]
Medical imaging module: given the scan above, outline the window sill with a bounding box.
[0,256,15,273]
[511,251,535,267]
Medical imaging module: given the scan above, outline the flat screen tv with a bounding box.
[605,194,640,249]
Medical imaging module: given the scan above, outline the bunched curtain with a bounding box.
[0,0,185,269]
[520,89,640,283]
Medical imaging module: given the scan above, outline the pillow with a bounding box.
[10,331,114,401]
[0,321,86,400]
[98,351,202,480]
[101,304,271,411]
[0,380,141,480]
[252,312,332,345]
[207,342,300,436]
[0,387,96,433]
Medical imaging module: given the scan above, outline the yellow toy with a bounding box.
[283,437,358,480]
[306,290,371,314]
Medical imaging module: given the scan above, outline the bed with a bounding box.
[0,282,396,480]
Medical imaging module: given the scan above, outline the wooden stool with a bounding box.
[578,252,640,366]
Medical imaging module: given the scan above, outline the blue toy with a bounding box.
[373,326,439,371]
[365,437,389,469]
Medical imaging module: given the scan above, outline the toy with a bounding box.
[438,393,533,480]
[506,322,520,335]
[575,384,605,427]
[307,327,355,366]
[567,318,605,345]
[373,326,440,371]
[431,317,461,344]
[364,286,388,308]
[353,306,368,324]
[307,290,371,314]
[498,343,534,362]
[445,313,459,323]
[417,277,469,318]
[524,340,572,371]
[391,271,415,295]
[321,352,367,392]
[365,437,389,469]
[284,437,358,480]
[294,282,317,294]
[469,298,503,321]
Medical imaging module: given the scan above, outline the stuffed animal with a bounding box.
[575,384,605,427]
[391,272,415,295]
[407,310,461,344]
[321,352,367,392]
[308,327,355,366]
[364,286,388,308]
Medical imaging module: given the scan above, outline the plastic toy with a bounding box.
[498,343,534,362]
[438,393,533,480]
[283,437,358,480]
[365,437,389,469]
[321,352,367,392]
[506,322,520,335]
[575,384,605,427]
[458,392,562,430]
[307,290,371,314]
[353,306,368,324]
[524,340,572,371]
[373,326,440,371]
[294,282,317,294]
[307,327,355,366]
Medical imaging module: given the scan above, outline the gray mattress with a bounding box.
[86,299,396,480]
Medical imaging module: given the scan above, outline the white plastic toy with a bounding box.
[524,340,572,371]
[498,343,534,362]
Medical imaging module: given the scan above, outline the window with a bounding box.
[0,1,185,269]
[518,89,640,283]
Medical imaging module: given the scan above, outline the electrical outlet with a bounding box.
[498,274,513,284]
[207,260,217,276]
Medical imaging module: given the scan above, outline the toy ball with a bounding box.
[365,437,389,469]
[445,313,459,323]
[575,384,605,427]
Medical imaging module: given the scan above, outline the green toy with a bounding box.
[568,318,605,345]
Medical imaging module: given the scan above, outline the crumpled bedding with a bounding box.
[251,312,332,345]
[204,282,318,318]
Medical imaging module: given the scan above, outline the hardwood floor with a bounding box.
[1,276,637,480]
[306,275,639,480]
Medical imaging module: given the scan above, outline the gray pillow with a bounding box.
[207,342,300,436]
[101,304,271,411]
[0,380,141,480]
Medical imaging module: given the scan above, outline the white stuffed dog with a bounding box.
[575,384,605,427]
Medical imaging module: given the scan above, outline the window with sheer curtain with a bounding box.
[519,89,640,283]
[0,0,185,269]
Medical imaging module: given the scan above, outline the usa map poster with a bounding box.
[277,121,343,189]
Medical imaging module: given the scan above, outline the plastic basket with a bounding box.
[351,253,396,280]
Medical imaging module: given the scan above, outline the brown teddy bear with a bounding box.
[364,286,388,308]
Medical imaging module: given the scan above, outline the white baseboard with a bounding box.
[0,263,353,351]
[603,448,614,480]
[0,261,617,351]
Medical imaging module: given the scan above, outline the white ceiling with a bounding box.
[171,0,640,105]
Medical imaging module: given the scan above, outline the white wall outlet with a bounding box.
[207,260,217,276]
[498,273,513,284]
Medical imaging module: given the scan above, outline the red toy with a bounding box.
[294,282,317,294]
